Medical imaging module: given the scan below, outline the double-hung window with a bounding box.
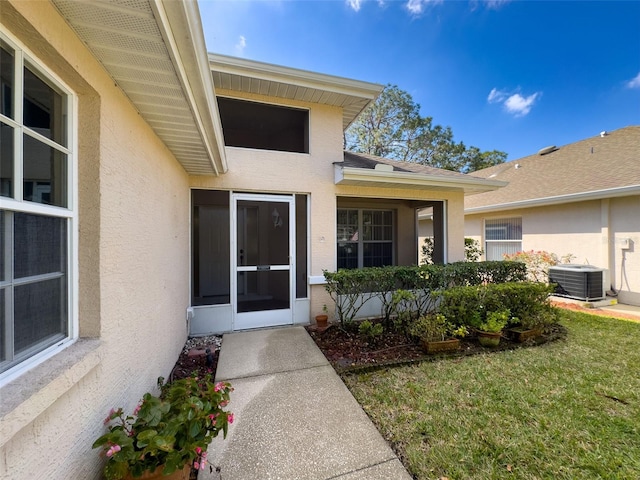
[1,33,75,380]
[337,209,394,269]
[484,217,522,261]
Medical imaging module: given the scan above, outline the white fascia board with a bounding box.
[153,0,228,175]
[336,166,507,193]
[465,184,640,215]
[208,53,384,101]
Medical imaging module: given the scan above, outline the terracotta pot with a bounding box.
[421,338,460,354]
[477,330,502,348]
[507,327,543,343]
[315,314,328,328]
[124,464,191,480]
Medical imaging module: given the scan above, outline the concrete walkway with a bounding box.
[200,326,412,480]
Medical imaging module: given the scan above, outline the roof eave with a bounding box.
[153,0,227,175]
[465,184,640,215]
[209,53,383,130]
[336,166,508,194]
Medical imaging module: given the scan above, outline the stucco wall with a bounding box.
[190,90,467,319]
[465,196,640,306]
[1,2,190,478]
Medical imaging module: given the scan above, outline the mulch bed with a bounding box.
[306,321,567,374]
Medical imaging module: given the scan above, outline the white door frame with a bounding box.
[231,193,295,330]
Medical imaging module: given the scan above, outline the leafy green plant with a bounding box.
[409,314,467,342]
[478,309,510,332]
[358,320,384,343]
[93,375,233,479]
[390,289,417,337]
[440,282,558,331]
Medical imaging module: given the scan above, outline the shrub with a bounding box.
[439,282,557,331]
[358,320,384,343]
[503,250,574,283]
[324,262,529,324]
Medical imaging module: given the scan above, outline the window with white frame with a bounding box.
[484,217,522,261]
[1,33,75,379]
[337,209,394,269]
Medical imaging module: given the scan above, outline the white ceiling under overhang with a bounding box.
[209,54,383,130]
[51,0,226,176]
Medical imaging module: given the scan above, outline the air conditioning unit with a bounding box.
[548,265,607,301]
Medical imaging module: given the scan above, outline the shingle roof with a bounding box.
[342,151,477,180]
[465,126,640,212]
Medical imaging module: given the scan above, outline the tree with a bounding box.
[345,85,507,173]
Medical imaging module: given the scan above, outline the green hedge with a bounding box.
[439,282,557,330]
[323,261,528,325]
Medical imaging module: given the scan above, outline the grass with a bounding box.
[342,310,640,480]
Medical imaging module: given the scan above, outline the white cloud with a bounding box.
[627,71,640,89]
[234,35,246,55]
[487,87,541,117]
[484,0,510,10]
[347,0,362,11]
[504,92,539,116]
[487,88,507,103]
[405,0,443,16]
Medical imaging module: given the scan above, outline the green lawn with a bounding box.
[343,311,640,479]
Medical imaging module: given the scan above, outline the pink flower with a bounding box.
[195,447,202,455]
[133,403,142,416]
[106,444,121,458]
[193,461,200,470]
[104,408,116,425]
[209,413,217,424]
[219,400,229,407]
[227,413,234,424]
[214,382,226,392]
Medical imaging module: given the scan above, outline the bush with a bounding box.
[439,282,557,331]
[358,320,384,344]
[323,262,529,325]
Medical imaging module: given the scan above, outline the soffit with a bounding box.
[51,0,226,176]
[209,54,384,130]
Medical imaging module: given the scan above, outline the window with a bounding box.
[484,217,522,261]
[217,97,309,153]
[337,209,394,269]
[1,34,75,380]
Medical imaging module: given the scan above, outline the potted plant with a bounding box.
[507,305,557,342]
[93,375,233,480]
[409,314,468,354]
[476,309,509,347]
[315,304,329,328]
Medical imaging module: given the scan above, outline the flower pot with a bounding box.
[421,338,460,354]
[315,314,328,328]
[477,330,502,348]
[124,465,191,480]
[507,327,543,343]
[130,465,191,480]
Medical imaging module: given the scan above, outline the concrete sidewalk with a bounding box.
[200,326,412,480]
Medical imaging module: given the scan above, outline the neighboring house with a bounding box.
[463,126,640,306]
[0,1,504,478]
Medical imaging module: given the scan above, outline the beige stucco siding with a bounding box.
[465,195,640,306]
[610,196,640,305]
[1,2,190,478]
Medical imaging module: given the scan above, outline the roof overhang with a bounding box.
[335,165,508,194]
[209,54,384,130]
[465,184,640,215]
[52,0,227,176]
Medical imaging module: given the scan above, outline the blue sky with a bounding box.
[199,0,640,162]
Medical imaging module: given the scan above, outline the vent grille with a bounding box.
[549,266,605,301]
